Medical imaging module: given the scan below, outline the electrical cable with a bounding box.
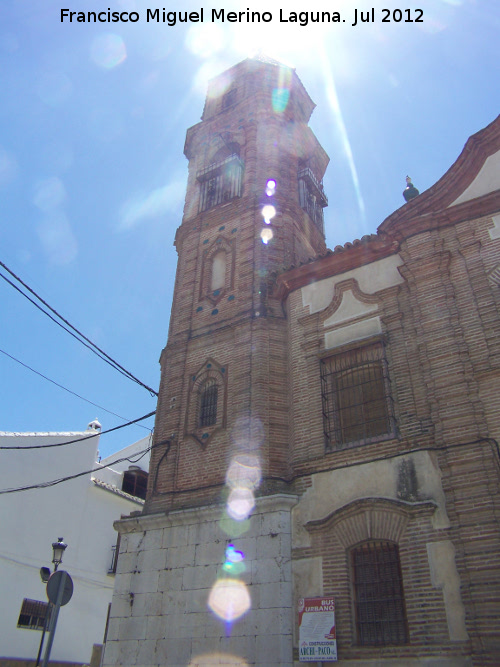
[0,347,151,430]
[0,441,159,495]
[0,410,156,450]
[0,261,158,396]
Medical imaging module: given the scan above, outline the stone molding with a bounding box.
[114,493,299,533]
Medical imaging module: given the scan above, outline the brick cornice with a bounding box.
[274,236,398,302]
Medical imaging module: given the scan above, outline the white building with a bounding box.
[0,423,150,665]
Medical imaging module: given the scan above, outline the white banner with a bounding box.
[298,597,337,662]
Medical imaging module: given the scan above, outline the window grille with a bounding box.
[351,541,408,646]
[321,342,394,448]
[17,598,50,630]
[199,379,218,427]
[298,166,328,235]
[197,154,243,213]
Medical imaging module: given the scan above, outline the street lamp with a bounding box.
[35,538,68,666]
[51,538,67,571]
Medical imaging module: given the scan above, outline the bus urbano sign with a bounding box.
[298,597,337,662]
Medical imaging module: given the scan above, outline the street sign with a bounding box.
[46,570,73,606]
[298,597,337,662]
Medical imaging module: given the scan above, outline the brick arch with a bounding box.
[321,278,380,323]
[211,140,240,163]
[305,496,437,549]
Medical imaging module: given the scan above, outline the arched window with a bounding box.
[197,145,242,213]
[199,379,218,427]
[351,540,408,646]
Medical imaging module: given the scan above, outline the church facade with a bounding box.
[103,58,500,666]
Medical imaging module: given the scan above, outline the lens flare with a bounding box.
[231,415,265,449]
[225,544,244,563]
[222,544,246,575]
[261,205,276,222]
[36,72,73,107]
[265,180,276,197]
[37,212,78,266]
[319,43,365,224]
[222,560,246,576]
[219,514,251,537]
[272,88,290,113]
[90,33,126,69]
[0,148,17,187]
[33,177,66,212]
[227,487,255,521]
[185,22,226,58]
[260,228,273,244]
[226,455,261,490]
[208,578,251,622]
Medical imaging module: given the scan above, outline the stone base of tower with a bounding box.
[102,494,298,667]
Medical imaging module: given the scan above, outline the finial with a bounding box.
[403,176,419,202]
[87,418,102,431]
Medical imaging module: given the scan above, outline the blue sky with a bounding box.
[1,0,498,459]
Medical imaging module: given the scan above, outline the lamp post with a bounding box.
[35,538,68,666]
[51,538,67,571]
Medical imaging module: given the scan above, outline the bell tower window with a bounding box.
[197,154,243,213]
[222,88,237,110]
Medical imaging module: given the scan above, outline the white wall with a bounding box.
[0,430,147,664]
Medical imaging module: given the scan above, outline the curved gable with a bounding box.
[379,115,500,238]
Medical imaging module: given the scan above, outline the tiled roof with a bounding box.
[280,234,379,273]
[91,477,144,505]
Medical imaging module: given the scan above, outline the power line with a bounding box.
[0,267,144,389]
[0,410,156,450]
[0,347,151,430]
[0,260,158,396]
[0,440,157,495]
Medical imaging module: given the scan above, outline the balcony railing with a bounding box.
[298,168,328,235]
[298,167,328,206]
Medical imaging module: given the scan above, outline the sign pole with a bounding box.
[35,602,52,666]
[41,571,67,667]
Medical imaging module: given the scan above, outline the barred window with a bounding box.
[197,154,243,213]
[199,379,218,427]
[17,598,50,630]
[321,343,394,448]
[351,541,408,646]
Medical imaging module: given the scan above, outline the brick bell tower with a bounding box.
[105,58,329,667]
[148,57,328,512]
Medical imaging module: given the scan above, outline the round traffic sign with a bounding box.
[46,570,74,606]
